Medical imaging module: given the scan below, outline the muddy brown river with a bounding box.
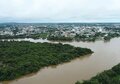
[1,38,120,84]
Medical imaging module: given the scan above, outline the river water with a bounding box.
[1,38,120,84]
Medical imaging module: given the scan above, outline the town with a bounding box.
[0,23,120,41]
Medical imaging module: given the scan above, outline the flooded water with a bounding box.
[1,38,120,84]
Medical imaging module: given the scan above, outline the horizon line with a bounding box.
[1,22,120,24]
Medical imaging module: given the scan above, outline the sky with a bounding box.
[0,0,120,23]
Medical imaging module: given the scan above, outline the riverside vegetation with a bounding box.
[76,63,120,84]
[0,41,93,81]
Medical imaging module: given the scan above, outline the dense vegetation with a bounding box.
[76,63,120,84]
[0,41,93,81]
[47,36,73,41]
[104,33,120,41]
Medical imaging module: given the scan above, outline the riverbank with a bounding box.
[76,63,120,84]
[0,41,93,81]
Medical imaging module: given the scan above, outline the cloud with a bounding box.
[0,0,120,22]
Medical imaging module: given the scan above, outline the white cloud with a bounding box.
[0,0,120,22]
